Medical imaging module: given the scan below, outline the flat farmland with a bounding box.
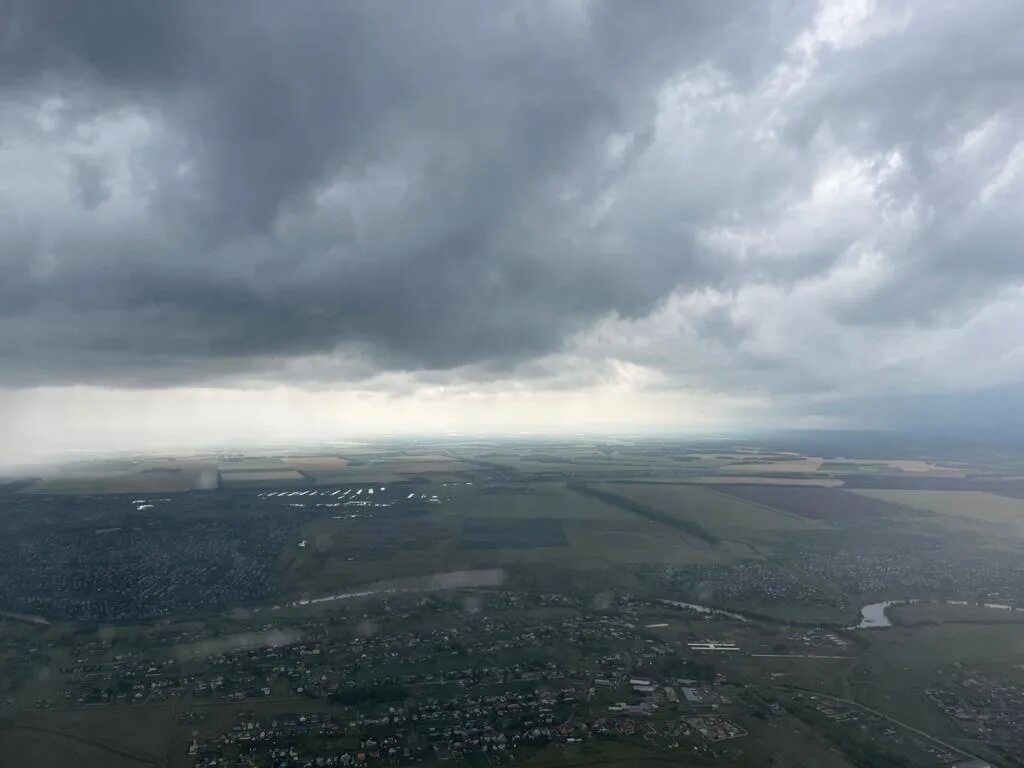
[889,601,1024,626]
[689,476,843,487]
[450,483,737,565]
[848,489,1024,527]
[0,705,175,768]
[720,456,824,473]
[443,483,631,520]
[587,482,825,538]
[36,707,174,762]
[711,485,917,523]
[849,622,1024,747]
[739,712,860,768]
[215,458,286,471]
[282,512,461,591]
[309,459,475,483]
[370,459,473,474]
[220,468,307,484]
[23,466,216,494]
[17,455,242,494]
[867,459,962,474]
[281,456,350,473]
[0,727,157,768]
[462,455,586,473]
[460,517,567,549]
[563,517,737,565]
[281,480,739,593]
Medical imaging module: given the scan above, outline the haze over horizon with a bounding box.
[4,0,1024,460]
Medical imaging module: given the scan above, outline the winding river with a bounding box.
[660,597,1023,630]
[852,599,1024,628]
[659,599,749,621]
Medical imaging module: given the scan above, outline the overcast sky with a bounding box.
[3,0,1024,460]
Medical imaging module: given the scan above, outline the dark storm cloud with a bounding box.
[0,0,794,385]
[2,0,1024,418]
[71,156,110,209]
[775,0,1024,327]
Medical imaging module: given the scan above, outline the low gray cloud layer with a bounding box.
[2,1,1023,428]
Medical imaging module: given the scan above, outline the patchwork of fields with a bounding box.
[849,489,1024,526]
[9,440,1024,616]
[5,438,1024,768]
[460,518,567,549]
[587,483,823,537]
[710,485,919,523]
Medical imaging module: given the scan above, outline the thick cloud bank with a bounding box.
[2,0,1023,432]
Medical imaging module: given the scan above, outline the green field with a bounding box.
[846,621,1024,760]
[888,601,1024,626]
[442,482,632,520]
[849,489,1024,526]
[0,727,156,768]
[460,517,567,549]
[710,485,918,524]
[588,482,826,539]
[282,480,743,595]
